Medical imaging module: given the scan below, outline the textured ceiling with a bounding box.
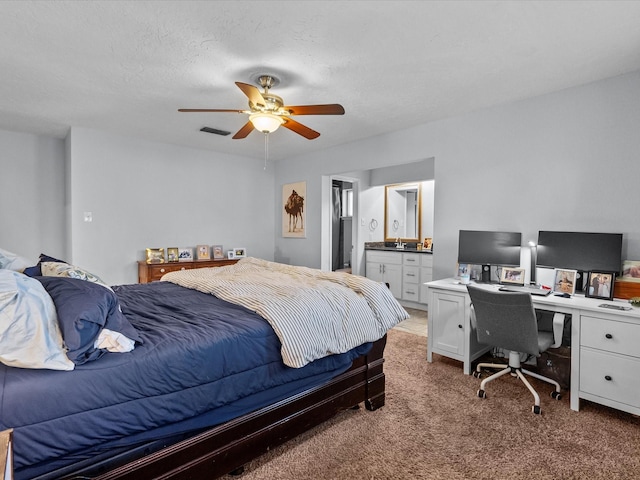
[1,1,640,161]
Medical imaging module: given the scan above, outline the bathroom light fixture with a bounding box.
[249,112,284,133]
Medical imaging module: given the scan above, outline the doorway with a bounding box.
[331,179,353,272]
[321,174,358,273]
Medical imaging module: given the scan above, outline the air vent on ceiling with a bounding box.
[200,126,231,136]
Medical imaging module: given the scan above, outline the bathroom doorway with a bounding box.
[331,179,354,272]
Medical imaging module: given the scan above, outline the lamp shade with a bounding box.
[249,113,284,133]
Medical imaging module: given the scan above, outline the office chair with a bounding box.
[467,285,562,414]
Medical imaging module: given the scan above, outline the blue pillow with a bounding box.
[23,253,67,277]
[35,276,142,365]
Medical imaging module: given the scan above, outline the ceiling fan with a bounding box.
[179,75,345,140]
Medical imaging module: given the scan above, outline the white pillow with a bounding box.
[0,270,74,370]
[41,261,110,289]
[0,247,34,272]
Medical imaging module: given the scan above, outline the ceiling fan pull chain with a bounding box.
[264,132,269,170]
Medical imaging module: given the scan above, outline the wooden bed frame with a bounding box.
[60,335,387,480]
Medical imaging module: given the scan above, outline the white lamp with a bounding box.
[249,112,284,133]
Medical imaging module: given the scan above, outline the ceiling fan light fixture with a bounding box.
[249,112,284,133]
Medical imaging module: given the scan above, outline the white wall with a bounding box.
[0,130,66,262]
[1,127,275,285]
[67,128,275,285]
[274,70,640,281]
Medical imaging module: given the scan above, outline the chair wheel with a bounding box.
[551,391,562,400]
[473,371,482,379]
[477,389,486,399]
[532,405,541,414]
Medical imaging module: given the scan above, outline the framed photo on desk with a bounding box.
[553,268,577,295]
[500,267,525,285]
[586,271,615,300]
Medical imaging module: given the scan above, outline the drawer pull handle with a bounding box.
[605,333,613,339]
[160,268,165,273]
[458,324,463,329]
[407,273,416,277]
[181,267,186,270]
[605,375,612,381]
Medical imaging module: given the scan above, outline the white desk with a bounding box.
[426,279,640,415]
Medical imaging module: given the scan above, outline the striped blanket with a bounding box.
[162,257,409,368]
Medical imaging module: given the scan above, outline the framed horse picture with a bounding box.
[282,181,306,238]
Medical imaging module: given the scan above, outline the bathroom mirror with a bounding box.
[384,182,422,243]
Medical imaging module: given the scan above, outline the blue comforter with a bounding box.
[0,281,371,479]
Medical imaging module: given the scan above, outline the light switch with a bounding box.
[83,212,93,222]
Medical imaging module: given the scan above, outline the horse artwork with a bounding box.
[285,190,304,232]
[282,181,306,238]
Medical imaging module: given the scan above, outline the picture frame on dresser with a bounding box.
[212,245,224,260]
[167,247,179,262]
[233,248,247,258]
[145,248,165,264]
[196,245,210,260]
[178,247,193,262]
[585,271,615,300]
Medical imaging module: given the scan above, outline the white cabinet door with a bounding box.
[430,291,465,355]
[365,261,384,284]
[383,263,403,298]
[366,251,403,299]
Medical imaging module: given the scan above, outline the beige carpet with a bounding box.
[235,329,640,480]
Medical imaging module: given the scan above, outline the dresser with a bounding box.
[137,259,239,283]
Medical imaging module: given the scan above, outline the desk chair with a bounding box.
[467,285,562,414]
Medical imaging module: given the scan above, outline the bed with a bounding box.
[0,255,407,480]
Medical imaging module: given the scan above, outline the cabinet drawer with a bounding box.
[580,348,640,408]
[421,255,433,267]
[149,263,192,281]
[403,253,420,266]
[366,251,402,265]
[403,266,419,284]
[402,282,420,302]
[581,315,640,357]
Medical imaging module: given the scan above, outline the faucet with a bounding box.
[395,237,405,249]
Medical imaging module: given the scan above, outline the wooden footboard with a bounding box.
[70,335,387,480]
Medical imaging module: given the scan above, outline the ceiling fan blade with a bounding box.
[232,121,255,139]
[282,117,320,139]
[283,104,345,115]
[178,108,245,113]
[235,82,267,108]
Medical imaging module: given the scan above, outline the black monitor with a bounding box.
[458,230,522,282]
[536,231,623,274]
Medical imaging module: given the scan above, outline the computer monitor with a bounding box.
[536,231,623,274]
[457,230,522,282]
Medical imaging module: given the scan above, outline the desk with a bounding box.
[426,279,640,415]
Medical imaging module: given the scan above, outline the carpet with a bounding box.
[236,329,640,480]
